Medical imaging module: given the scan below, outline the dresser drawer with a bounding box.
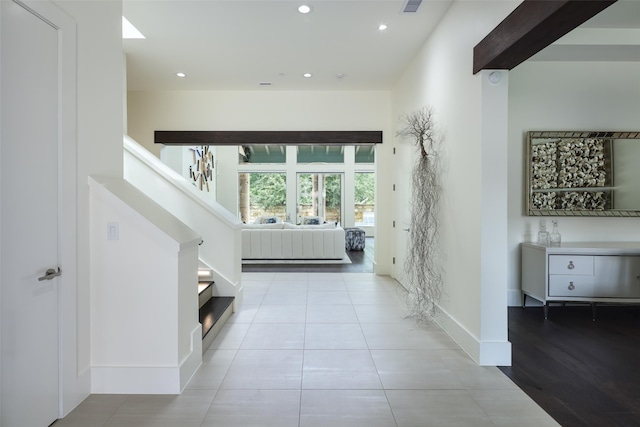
[549,275,595,297]
[549,255,594,275]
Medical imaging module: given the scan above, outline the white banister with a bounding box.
[123,135,243,305]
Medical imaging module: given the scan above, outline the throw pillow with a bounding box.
[243,223,283,229]
[254,216,281,224]
[302,216,323,225]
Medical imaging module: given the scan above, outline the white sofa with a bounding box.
[241,222,346,260]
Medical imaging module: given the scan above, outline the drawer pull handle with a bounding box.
[568,282,575,291]
[567,261,575,270]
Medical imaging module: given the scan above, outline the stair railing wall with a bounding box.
[88,176,202,393]
[123,136,243,304]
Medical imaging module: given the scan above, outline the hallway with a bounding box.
[55,272,557,426]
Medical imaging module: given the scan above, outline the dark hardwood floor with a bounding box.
[241,237,374,273]
[499,305,640,427]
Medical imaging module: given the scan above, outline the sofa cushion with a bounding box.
[284,222,336,229]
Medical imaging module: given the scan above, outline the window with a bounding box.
[239,145,286,164]
[234,146,374,230]
[297,173,343,224]
[354,172,375,226]
[238,172,287,223]
[355,145,375,164]
[297,145,344,164]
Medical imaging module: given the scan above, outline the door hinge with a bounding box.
[393,257,396,265]
[392,220,395,228]
[393,184,396,191]
[393,147,396,154]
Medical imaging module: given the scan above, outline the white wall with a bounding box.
[124,137,243,302]
[127,90,393,273]
[161,146,218,201]
[89,177,202,393]
[391,1,519,365]
[42,0,123,414]
[507,61,640,306]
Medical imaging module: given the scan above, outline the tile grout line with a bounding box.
[298,275,310,427]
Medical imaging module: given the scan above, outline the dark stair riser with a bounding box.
[199,296,235,339]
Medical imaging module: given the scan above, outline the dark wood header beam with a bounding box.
[155,130,383,146]
[473,0,617,74]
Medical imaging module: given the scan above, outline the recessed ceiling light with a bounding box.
[303,73,313,78]
[176,72,187,78]
[122,16,145,39]
[336,73,345,79]
[378,24,388,31]
[298,4,312,14]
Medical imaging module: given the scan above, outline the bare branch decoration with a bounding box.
[397,106,443,322]
[397,107,437,159]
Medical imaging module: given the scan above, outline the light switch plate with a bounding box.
[107,222,119,240]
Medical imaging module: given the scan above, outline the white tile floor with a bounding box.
[55,272,560,427]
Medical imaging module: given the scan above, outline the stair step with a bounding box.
[198,281,213,294]
[198,281,214,308]
[200,296,234,353]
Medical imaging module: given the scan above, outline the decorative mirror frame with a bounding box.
[526,131,640,217]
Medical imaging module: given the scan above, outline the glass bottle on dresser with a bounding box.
[549,220,561,247]
[537,220,549,246]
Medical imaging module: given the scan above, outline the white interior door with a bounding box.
[392,145,413,289]
[1,1,61,425]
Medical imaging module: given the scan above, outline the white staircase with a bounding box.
[122,136,242,353]
[197,262,234,353]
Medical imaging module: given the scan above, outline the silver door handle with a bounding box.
[38,268,61,281]
[402,228,410,232]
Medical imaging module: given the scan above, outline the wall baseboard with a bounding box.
[180,325,203,392]
[91,324,202,394]
[91,366,181,394]
[507,289,523,307]
[435,305,512,366]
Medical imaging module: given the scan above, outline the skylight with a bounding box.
[122,16,145,39]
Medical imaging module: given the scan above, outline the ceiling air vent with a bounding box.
[402,0,422,13]
[259,82,272,86]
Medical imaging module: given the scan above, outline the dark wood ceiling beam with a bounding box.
[473,0,617,74]
[155,130,383,146]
